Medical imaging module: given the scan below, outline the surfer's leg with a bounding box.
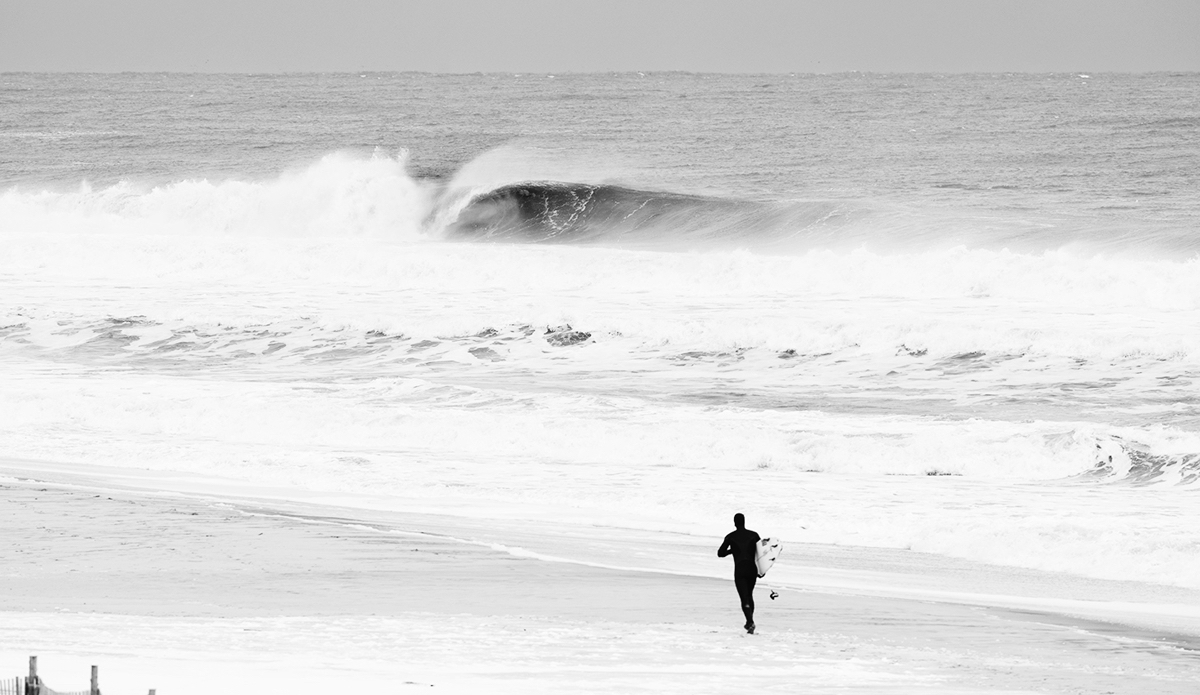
[745,574,756,626]
[735,572,756,629]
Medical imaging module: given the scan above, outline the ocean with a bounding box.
[2,71,1199,598]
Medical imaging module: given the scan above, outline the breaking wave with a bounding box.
[0,152,433,240]
[5,149,1198,258]
[442,181,850,247]
[1085,437,1200,487]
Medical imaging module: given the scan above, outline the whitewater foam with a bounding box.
[1,151,432,240]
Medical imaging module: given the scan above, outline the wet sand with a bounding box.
[3,463,1200,694]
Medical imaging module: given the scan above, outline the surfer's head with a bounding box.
[734,513,745,529]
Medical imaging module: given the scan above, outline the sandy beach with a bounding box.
[3,458,1199,695]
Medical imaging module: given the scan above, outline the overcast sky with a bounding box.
[3,0,1199,73]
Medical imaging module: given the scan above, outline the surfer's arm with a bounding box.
[717,534,732,557]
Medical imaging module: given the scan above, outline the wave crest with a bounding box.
[442,180,857,248]
[0,151,432,240]
[1085,437,1200,487]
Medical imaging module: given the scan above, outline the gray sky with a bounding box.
[3,0,1199,73]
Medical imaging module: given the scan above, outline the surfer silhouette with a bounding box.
[717,512,761,634]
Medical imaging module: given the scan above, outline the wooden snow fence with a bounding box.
[10,657,155,695]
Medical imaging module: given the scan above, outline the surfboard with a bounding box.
[755,537,782,578]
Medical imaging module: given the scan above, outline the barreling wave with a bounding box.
[436,179,1200,257]
[441,181,853,247]
[4,148,1199,257]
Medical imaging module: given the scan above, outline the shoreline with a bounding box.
[4,456,1199,630]
[4,459,1200,693]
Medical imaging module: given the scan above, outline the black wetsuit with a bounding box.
[717,528,761,628]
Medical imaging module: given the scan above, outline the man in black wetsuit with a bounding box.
[717,512,761,634]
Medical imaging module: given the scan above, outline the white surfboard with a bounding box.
[755,537,782,578]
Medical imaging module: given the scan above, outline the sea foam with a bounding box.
[0,151,431,240]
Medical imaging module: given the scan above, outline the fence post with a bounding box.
[26,656,37,695]
[90,665,98,695]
